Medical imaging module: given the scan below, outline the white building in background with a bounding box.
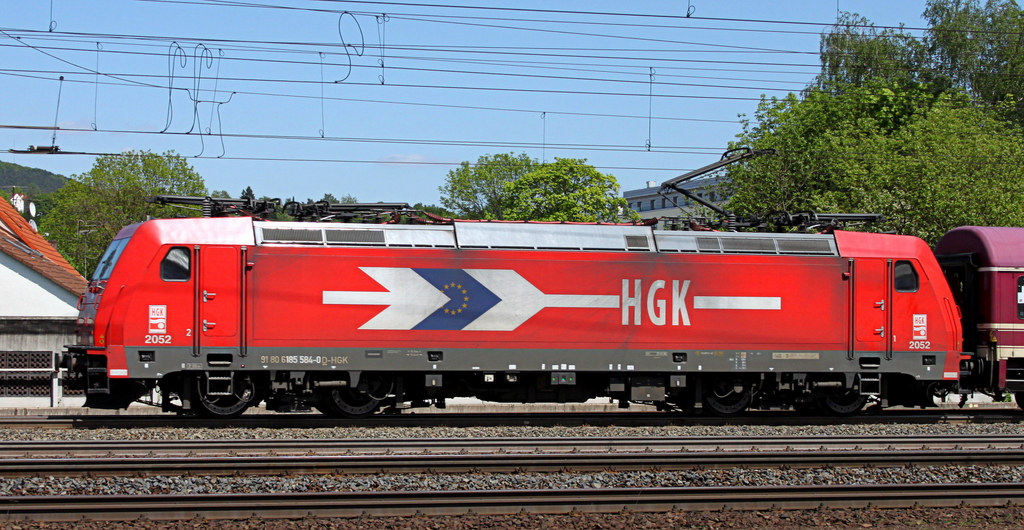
[622,175,725,225]
[0,196,86,407]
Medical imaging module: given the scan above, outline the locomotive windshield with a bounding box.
[91,238,129,281]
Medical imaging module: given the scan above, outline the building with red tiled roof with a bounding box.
[0,196,86,317]
[0,195,86,406]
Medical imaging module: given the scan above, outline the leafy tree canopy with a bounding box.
[726,1,1024,242]
[924,0,1024,122]
[314,193,357,204]
[39,150,206,275]
[439,152,538,219]
[505,158,637,223]
[820,1,1024,124]
[727,81,1024,243]
[817,13,940,92]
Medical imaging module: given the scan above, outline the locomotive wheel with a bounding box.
[318,375,392,418]
[318,388,381,418]
[818,390,868,416]
[703,378,752,417]
[1015,392,1024,411]
[194,373,256,418]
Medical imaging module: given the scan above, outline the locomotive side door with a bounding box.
[196,245,243,356]
[853,258,891,358]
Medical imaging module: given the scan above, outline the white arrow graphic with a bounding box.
[464,269,619,331]
[322,267,450,330]
[693,296,781,310]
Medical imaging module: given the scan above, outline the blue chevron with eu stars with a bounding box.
[410,268,501,330]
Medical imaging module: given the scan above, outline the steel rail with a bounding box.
[3,447,1024,478]
[0,408,1020,430]
[2,483,1023,522]
[3,434,1024,457]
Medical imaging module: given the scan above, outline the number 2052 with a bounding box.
[144,335,172,344]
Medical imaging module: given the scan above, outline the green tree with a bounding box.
[819,3,1024,124]
[257,195,290,221]
[315,193,358,204]
[817,13,936,91]
[39,150,206,275]
[240,186,255,200]
[31,191,56,221]
[727,82,1024,243]
[439,152,538,219]
[412,202,456,218]
[504,158,637,222]
[924,0,1024,123]
[210,190,231,198]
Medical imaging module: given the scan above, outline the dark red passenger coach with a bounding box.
[936,226,1024,400]
[68,214,977,418]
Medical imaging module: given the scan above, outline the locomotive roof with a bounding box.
[123,216,953,260]
[254,220,841,256]
[934,226,1024,268]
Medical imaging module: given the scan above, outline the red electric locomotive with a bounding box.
[68,207,962,417]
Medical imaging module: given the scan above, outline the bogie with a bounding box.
[193,372,258,418]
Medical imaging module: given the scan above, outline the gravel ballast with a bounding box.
[0,422,1023,441]
[5,422,1024,528]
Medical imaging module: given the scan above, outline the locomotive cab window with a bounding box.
[894,260,919,292]
[1018,276,1024,319]
[92,238,129,281]
[160,247,191,281]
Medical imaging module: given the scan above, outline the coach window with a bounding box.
[1017,277,1024,319]
[894,260,919,292]
[160,247,191,281]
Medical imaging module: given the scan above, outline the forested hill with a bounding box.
[0,161,67,194]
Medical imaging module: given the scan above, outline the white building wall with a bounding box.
[0,317,80,409]
[0,253,79,317]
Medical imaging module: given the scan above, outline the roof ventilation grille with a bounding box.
[777,238,834,254]
[721,238,777,253]
[696,237,721,251]
[624,235,650,251]
[261,228,323,243]
[325,229,386,244]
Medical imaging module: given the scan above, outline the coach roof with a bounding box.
[934,226,1024,268]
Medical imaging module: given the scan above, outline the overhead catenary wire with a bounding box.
[7,25,1016,83]
[5,0,1023,195]
[120,0,941,35]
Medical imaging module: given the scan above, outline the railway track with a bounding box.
[2,483,1024,522]
[4,434,1024,457]
[3,435,1024,522]
[3,435,1024,477]
[0,407,1022,429]
[3,448,1024,477]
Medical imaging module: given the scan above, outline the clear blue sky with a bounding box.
[1,1,929,206]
